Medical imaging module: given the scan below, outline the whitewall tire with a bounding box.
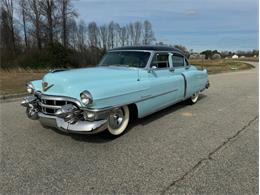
[188,92,199,104]
[107,106,130,136]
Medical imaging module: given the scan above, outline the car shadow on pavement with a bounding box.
[136,94,207,126]
[68,94,207,143]
[45,126,114,143]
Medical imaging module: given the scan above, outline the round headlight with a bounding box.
[80,90,93,106]
[26,83,34,94]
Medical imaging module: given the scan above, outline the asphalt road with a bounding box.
[1,62,258,194]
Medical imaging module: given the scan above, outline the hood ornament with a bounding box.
[42,82,54,92]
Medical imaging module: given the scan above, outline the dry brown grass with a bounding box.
[230,57,259,62]
[0,69,46,95]
[189,59,254,74]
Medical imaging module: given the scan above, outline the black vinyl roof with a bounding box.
[109,46,184,54]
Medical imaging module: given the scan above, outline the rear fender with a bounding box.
[182,68,208,98]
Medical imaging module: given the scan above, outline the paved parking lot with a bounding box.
[1,62,258,194]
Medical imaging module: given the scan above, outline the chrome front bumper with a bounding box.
[38,112,108,134]
[21,95,108,134]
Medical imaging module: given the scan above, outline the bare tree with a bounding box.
[39,0,56,44]
[87,22,99,47]
[2,0,16,51]
[133,21,142,45]
[27,0,43,49]
[18,0,29,48]
[108,21,115,49]
[119,26,127,46]
[59,0,76,48]
[143,20,155,45]
[1,0,160,69]
[99,24,108,49]
[174,44,189,57]
[127,22,134,46]
[61,0,67,48]
[113,22,120,47]
[69,19,78,49]
[77,20,87,52]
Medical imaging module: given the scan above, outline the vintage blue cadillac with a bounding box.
[21,46,209,136]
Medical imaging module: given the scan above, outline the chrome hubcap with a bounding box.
[191,92,199,102]
[108,108,124,129]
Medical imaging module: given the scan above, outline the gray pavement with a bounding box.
[0,63,258,194]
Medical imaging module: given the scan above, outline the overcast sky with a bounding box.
[73,0,258,52]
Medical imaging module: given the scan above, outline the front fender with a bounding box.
[31,80,42,91]
[89,80,150,109]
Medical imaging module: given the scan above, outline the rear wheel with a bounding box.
[107,106,130,136]
[187,92,199,104]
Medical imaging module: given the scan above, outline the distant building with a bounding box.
[232,55,238,59]
[240,56,245,58]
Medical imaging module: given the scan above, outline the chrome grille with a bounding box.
[38,97,76,116]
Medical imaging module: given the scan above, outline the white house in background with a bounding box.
[240,56,245,58]
[232,54,238,59]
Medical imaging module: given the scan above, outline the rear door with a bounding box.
[170,53,187,100]
[173,54,205,99]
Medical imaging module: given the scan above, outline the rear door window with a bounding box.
[172,55,184,67]
[151,53,169,69]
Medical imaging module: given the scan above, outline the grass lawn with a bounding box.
[0,60,255,96]
[0,70,46,95]
[190,59,255,74]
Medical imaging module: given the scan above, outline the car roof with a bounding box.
[109,46,184,55]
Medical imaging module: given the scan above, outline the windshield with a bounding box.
[99,51,150,68]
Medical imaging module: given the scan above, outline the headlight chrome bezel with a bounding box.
[26,82,34,94]
[80,90,93,106]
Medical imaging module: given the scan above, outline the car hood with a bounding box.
[33,66,148,105]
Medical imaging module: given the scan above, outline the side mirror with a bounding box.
[169,67,175,72]
[148,65,157,73]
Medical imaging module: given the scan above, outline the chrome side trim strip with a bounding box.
[94,88,148,100]
[85,88,179,112]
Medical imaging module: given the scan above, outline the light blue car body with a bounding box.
[31,50,208,118]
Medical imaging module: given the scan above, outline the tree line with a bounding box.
[1,0,156,69]
[199,49,259,59]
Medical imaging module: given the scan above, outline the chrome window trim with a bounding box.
[49,69,67,73]
[100,50,153,69]
[98,49,187,70]
[148,51,173,70]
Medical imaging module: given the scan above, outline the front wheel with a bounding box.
[107,106,130,136]
[187,92,199,104]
